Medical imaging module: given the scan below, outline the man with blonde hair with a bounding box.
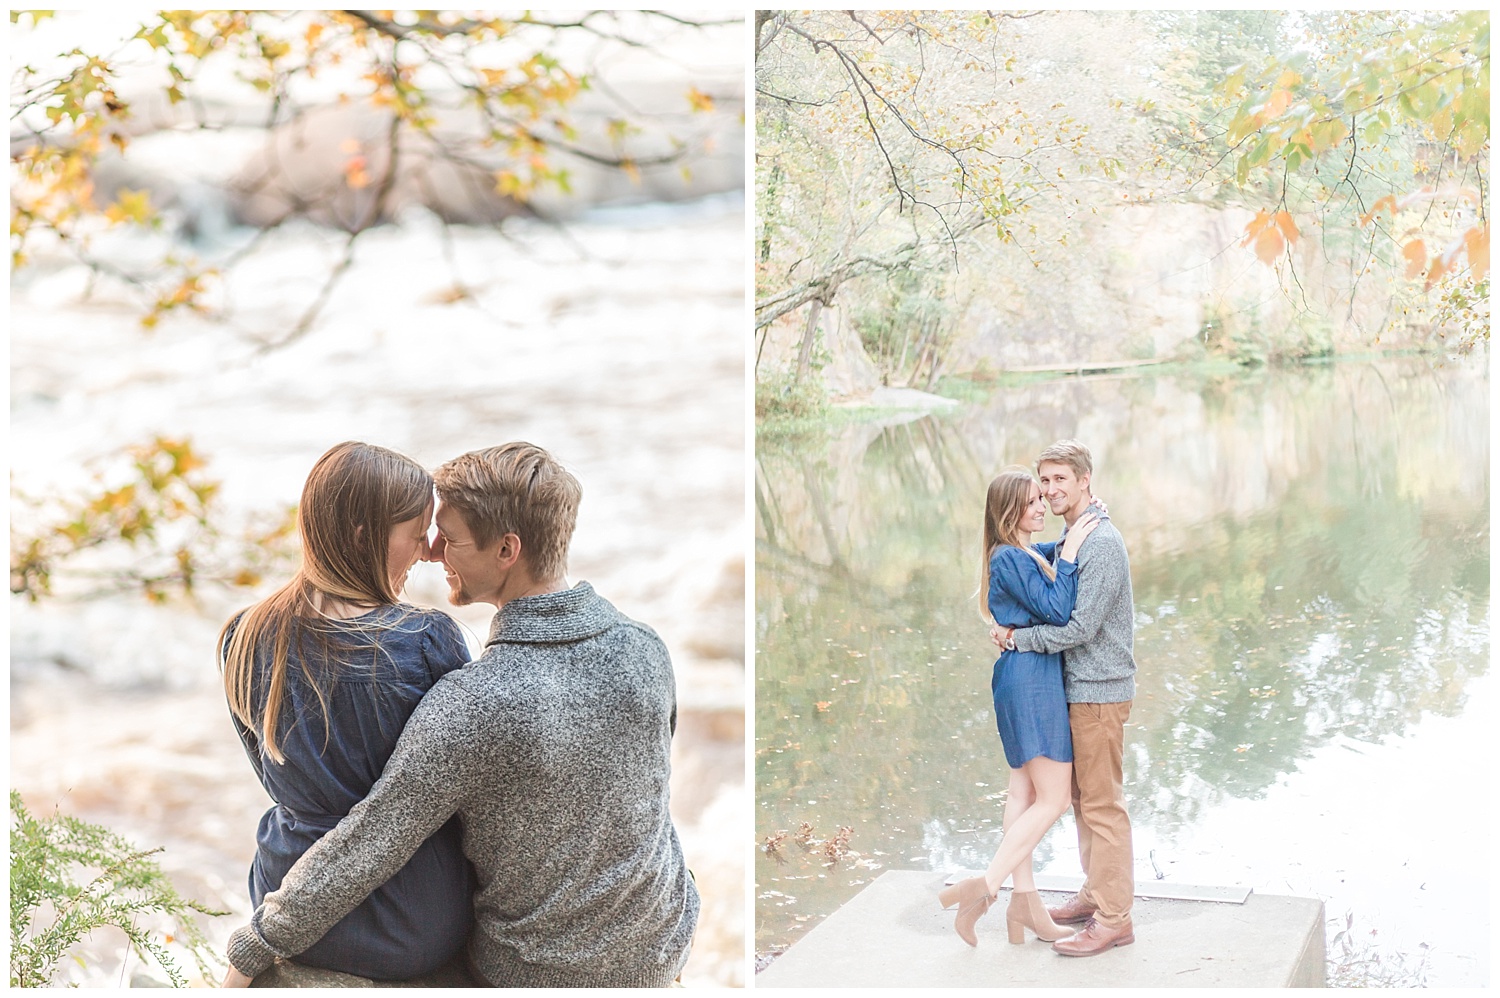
[996,439,1138,957]
[225,441,700,987]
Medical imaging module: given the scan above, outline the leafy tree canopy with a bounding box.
[1200,11,1488,341]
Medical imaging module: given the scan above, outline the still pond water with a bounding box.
[755,355,1489,985]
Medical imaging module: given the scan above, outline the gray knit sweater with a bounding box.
[226,582,701,987]
[1013,520,1137,703]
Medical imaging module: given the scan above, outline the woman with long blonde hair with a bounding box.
[220,441,474,979]
[938,466,1100,947]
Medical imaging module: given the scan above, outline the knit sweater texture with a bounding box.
[1012,519,1137,703]
[226,582,700,987]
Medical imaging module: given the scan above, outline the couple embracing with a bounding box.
[219,441,699,987]
[939,440,1137,958]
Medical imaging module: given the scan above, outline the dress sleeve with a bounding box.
[422,612,472,684]
[225,682,483,978]
[1013,530,1124,654]
[990,545,1078,627]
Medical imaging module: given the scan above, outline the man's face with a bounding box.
[1037,461,1090,519]
[429,500,502,607]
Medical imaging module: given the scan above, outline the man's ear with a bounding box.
[494,532,523,569]
[1079,473,1092,495]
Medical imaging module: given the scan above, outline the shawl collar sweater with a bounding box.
[1013,520,1138,703]
[227,581,700,987]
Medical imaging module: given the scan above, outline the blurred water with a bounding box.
[754,354,1489,985]
[10,207,747,986]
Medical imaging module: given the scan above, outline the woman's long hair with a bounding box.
[220,442,433,763]
[980,466,1056,622]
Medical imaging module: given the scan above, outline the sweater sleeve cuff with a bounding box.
[226,920,281,980]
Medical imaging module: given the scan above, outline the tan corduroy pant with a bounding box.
[1068,701,1135,929]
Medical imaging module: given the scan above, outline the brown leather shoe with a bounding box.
[1047,893,1097,925]
[1051,917,1135,957]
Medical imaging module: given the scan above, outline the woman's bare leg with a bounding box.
[983,756,1071,895]
[1002,766,1039,893]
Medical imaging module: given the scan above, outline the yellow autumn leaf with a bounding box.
[686,86,714,113]
[103,188,152,225]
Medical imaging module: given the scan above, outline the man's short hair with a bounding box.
[1036,439,1093,480]
[434,442,580,580]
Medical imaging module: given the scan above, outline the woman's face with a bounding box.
[386,501,434,594]
[1020,482,1047,534]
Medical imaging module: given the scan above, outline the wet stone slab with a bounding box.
[756,869,1325,989]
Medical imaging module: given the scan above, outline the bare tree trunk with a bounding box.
[795,298,825,384]
[904,318,933,387]
[926,319,946,390]
[895,321,913,382]
[923,346,944,391]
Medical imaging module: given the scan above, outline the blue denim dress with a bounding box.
[229,605,476,979]
[987,543,1077,767]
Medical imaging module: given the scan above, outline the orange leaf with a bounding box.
[1464,226,1489,280]
[1359,195,1396,228]
[1273,211,1299,244]
[1266,90,1293,118]
[1241,209,1272,247]
[1425,254,1448,290]
[1253,226,1284,264]
[1402,240,1427,280]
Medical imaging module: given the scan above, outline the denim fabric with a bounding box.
[987,545,1078,767]
[230,604,477,979]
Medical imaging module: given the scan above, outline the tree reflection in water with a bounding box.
[754,355,1488,957]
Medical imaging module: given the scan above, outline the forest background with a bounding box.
[754,9,1488,408]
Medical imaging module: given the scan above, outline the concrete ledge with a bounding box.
[251,954,478,988]
[756,870,1325,988]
